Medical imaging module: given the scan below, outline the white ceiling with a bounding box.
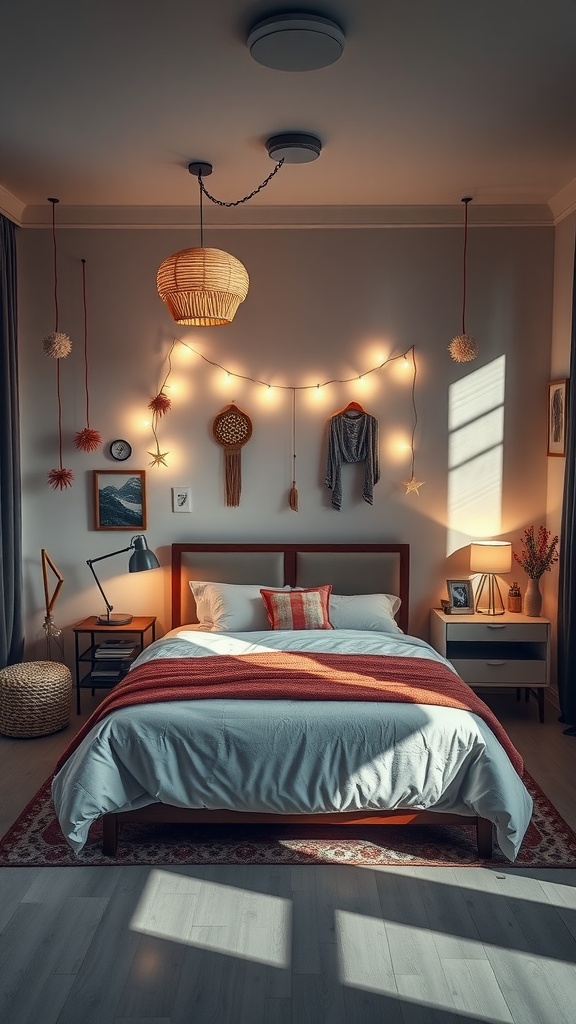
[2,0,576,225]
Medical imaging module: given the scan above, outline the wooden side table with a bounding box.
[429,608,550,722]
[72,615,156,714]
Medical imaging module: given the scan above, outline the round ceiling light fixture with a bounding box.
[265,132,322,163]
[247,11,345,72]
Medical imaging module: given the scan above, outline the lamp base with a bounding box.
[97,613,133,626]
[474,574,505,616]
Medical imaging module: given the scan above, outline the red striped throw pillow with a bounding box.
[260,585,333,630]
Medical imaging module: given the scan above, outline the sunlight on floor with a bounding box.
[335,907,561,1022]
[447,356,506,555]
[129,869,291,966]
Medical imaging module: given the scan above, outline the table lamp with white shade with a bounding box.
[470,540,512,615]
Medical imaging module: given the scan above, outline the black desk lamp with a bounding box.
[86,534,160,625]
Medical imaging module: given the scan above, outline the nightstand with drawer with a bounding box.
[430,608,550,722]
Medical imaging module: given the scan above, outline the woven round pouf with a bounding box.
[0,661,72,738]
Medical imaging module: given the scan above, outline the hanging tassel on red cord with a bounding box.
[43,197,74,489]
[289,387,299,510]
[74,258,102,452]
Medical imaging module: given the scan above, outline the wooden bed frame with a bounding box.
[102,542,494,858]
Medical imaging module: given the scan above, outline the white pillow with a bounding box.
[188,581,288,632]
[328,593,402,633]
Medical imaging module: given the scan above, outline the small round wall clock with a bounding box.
[109,439,132,461]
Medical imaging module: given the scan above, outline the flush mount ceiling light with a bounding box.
[157,138,322,326]
[266,132,322,163]
[247,11,345,71]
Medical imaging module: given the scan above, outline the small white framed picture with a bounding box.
[172,486,192,513]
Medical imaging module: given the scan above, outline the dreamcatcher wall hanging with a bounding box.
[43,197,74,489]
[74,258,102,452]
[212,403,253,506]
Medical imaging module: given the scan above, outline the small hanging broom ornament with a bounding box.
[74,259,102,452]
[43,197,74,489]
[448,196,478,363]
[289,388,298,510]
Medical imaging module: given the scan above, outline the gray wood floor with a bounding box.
[0,687,575,1024]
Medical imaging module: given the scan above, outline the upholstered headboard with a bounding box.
[171,543,410,632]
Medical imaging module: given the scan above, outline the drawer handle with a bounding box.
[487,624,506,630]
[486,661,506,666]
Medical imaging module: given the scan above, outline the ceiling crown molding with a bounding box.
[19,203,554,230]
[548,176,576,224]
[0,184,26,225]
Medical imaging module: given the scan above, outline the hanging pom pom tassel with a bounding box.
[44,198,74,488]
[448,334,478,363]
[288,389,299,511]
[74,259,101,452]
[449,198,478,363]
[148,391,172,417]
[74,427,102,452]
[47,467,74,490]
[42,331,72,359]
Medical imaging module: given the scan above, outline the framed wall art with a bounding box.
[93,470,146,530]
[172,486,192,513]
[547,379,568,457]
[446,578,474,613]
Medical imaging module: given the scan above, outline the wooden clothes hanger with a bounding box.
[338,401,366,416]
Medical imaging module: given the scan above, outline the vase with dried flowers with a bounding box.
[513,526,559,616]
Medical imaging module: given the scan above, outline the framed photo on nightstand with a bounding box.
[446,578,474,613]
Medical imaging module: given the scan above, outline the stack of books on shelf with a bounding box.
[91,639,137,680]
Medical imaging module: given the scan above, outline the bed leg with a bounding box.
[476,817,493,858]
[102,814,119,856]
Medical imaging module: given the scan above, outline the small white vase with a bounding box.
[524,577,542,617]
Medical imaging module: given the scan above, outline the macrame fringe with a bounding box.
[225,449,242,507]
[289,484,299,511]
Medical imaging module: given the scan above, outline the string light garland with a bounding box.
[448,196,478,363]
[147,340,422,497]
[402,347,424,494]
[148,340,176,466]
[74,259,102,453]
[43,198,74,490]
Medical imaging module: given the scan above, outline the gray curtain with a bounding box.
[0,215,24,667]
[557,243,576,731]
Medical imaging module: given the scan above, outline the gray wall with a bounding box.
[17,223,554,655]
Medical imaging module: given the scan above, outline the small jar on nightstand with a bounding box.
[508,582,522,613]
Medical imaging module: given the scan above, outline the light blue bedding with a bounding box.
[52,629,533,859]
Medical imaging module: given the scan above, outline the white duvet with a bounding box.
[52,629,533,859]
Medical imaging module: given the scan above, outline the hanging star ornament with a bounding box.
[148,447,170,467]
[403,474,425,495]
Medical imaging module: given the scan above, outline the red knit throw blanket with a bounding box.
[56,651,523,775]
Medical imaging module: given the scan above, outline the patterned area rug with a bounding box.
[1,773,575,867]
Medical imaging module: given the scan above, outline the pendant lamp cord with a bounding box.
[81,259,91,428]
[461,197,472,335]
[198,159,284,208]
[199,175,204,247]
[50,198,59,333]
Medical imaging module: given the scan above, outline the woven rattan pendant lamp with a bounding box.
[157,163,249,327]
[157,137,321,326]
